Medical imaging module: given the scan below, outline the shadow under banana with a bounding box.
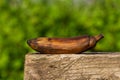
[27,34,104,54]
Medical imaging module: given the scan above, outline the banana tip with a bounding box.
[95,34,104,41]
[27,40,31,45]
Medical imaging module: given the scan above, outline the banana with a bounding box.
[27,34,104,54]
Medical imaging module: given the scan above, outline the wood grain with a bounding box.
[24,52,120,80]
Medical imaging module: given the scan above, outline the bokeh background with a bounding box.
[1,0,120,79]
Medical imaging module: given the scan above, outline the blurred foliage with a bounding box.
[0,0,120,79]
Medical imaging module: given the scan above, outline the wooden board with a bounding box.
[24,52,120,80]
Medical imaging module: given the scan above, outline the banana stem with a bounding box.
[94,34,104,42]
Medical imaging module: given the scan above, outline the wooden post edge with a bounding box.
[24,52,120,80]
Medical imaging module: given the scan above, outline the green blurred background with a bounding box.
[1,0,120,79]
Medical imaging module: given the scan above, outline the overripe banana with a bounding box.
[27,34,104,54]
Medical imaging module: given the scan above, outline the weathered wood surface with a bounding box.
[24,52,120,80]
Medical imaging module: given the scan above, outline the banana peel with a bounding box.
[27,34,104,54]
